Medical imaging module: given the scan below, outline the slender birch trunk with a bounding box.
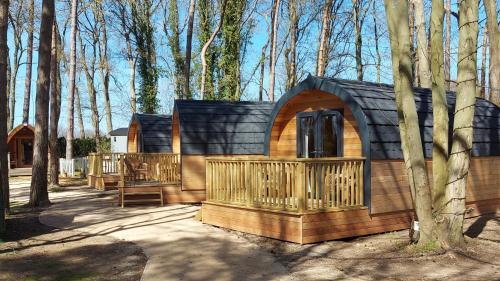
[373,1,381,83]
[30,0,55,207]
[65,0,78,161]
[480,26,488,98]
[413,0,431,88]
[259,41,268,101]
[384,0,434,245]
[353,0,363,81]
[268,0,281,102]
[75,85,85,138]
[95,5,112,133]
[22,0,35,124]
[285,0,297,90]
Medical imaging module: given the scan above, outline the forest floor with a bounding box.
[1,177,499,281]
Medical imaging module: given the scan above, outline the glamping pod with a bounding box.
[201,76,500,244]
[7,123,35,169]
[127,113,173,153]
[172,100,275,202]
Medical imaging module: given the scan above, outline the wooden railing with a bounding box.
[89,153,181,184]
[206,157,365,212]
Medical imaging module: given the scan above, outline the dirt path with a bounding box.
[6,178,500,281]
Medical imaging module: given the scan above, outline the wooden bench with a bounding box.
[119,186,164,208]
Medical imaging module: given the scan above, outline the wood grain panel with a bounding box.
[127,122,138,153]
[371,157,500,214]
[269,90,362,158]
[172,111,180,154]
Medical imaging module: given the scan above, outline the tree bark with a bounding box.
[8,10,23,131]
[65,0,78,161]
[183,0,196,99]
[165,0,184,99]
[285,0,297,90]
[353,0,363,81]
[430,0,448,226]
[259,41,268,101]
[384,0,434,245]
[0,0,10,227]
[95,4,112,133]
[268,0,281,102]
[373,0,381,83]
[49,20,60,187]
[30,0,54,207]
[440,0,478,248]
[484,0,500,105]
[200,0,227,100]
[413,0,431,88]
[75,85,85,138]
[317,0,333,76]
[22,0,35,124]
[444,0,451,90]
[480,26,488,98]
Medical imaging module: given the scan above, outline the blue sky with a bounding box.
[7,0,491,135]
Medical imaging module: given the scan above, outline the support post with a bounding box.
[297,162,306,212]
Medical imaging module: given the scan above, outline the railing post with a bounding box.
[297,162,306,212]
[119,154,125,187]
[206,160,211,201]
[245,161,252,207]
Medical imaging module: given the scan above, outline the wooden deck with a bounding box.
[8,168,32,177]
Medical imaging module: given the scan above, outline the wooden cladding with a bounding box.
[206,157,365,213]
[127,122,139,153]
[371,157,500,214]
[269,90,362,158]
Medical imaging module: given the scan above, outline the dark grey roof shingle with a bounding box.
[174,100,275,155]
[133,113,172,153]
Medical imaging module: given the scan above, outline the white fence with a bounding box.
[60,157,88,177]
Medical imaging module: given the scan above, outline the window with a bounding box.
[297,110,343,158]
[114,137,117,142]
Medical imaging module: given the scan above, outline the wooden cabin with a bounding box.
[7,124,35,169]
[127,113,173,153]
[201,76,500,244]
[172,100,275,203]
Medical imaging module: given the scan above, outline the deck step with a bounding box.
[123,192,161,195]
[123,199,162,203]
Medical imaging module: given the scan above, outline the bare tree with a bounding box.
[75,85,85,138]
[372,0,381,83]
[22,0,34,124]
[480,26,488,98]
[384,0,434,245]
[30,0,55,207]
[49,20,61,187]
[413,0,431,88]
[444,0,451,90]
[484,0,499,105]
[268,0,281,102]
[65,0,78,161]
[316,0,333,76]
[0,0,10,228]
[285,0,298,90]
[200,0,228,100]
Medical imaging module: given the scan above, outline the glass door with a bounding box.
[297,110,343,158]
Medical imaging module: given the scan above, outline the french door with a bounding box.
[297,110,343,158]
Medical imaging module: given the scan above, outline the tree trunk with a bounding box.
[0,0,10,227]
[259,41,268,101]
[30,0,54,207]
[413,0,431,88]
[444,0,451,90]
[317,0,333,76]
[440,0,478,248]
[129,57,137,112]
[353,0,363,81]
[201,0,227,100]
[49,20,60,187]
[166,0,184,99]
[430,0,448,225]
[9,37,21,131]
[480,26,488,98]
[384,0,434,245]
[285,0,297,90]
[409,1,417,86]
[484,0,500,105]
[75,85,85,138]
[96,5,112,133]
[183,0,196,99]
[268,0,281,102]
[373,1,381,83]
[22,0,35,125]
[65,0,78,161]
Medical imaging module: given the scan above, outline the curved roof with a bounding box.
[265,76,500,159]
[130,113,172,153]
[174,100,275,155]
[7,123,35,144]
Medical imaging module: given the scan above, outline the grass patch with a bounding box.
[49,186,67,193]
[406,240,442,254]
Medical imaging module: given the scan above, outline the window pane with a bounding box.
[322,115,338,157]
[298,116,315,158]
